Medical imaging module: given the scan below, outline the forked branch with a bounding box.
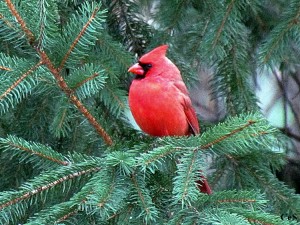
[38,49,113,146]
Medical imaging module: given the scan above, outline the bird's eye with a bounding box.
[144,64,152,69]
[139,61,152,70]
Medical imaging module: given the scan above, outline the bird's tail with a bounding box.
[197,174,212,195]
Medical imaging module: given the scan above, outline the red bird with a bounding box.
[128,45,212,194]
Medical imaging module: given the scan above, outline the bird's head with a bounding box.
[128,45,169,79]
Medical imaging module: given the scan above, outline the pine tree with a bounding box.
[0,0,300,224]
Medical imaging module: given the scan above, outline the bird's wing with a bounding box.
[183,97,200,135]
[174,81,200,135]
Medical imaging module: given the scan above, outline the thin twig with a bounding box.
[0,66,11,71]
[130,174,150,215]
[0,61,43,101]
[217,198,256,203]
[72,72,100,91]
[212,0,235,48]
[58,7,100,71]
[0,167,100,210]
[9,142,69,166]
[56,208,79,223]
[200,120,256,150]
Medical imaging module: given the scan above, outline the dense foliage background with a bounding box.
[0,0,300,224]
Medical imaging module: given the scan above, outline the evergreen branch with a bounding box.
[0,135,69,166]
[173,151,201,206]
[105,85,126,110]
[139,116,265,176]
[34,0,58,49]
[37,0,46,48]
[180,151,198,203]
[99,85,127,117]
[76,169,130,221]
[200,120,256,150]
[71,72,100,91]
[213,0,235,48]
[97,182,116,209]
[95,179,130,220]
[247,167,300,218]
[0,166,100,211]
[130,174,149,216]
[0,13,3,19]
[247,218,274,225]
[4,0,35,44]
[0,61,42,101]
[263,7,300,63]
[49,96,72,138]
[58,6,100,71]
[262,25,291,64]
[165,0,188,30]
[119,2,139,46]
[66,64,107,100]
[228,207,295,225]
[56,208,79,223]
[217,198,256,204]
[38,49,113,146]
[198,191,288,225]
[204,190,266,207]
[96,33,132,72]
[200,209,250,225]
[106,151,136,175]
[57,108,67,132]
[137,145,183,171]
[0,66,11,71]
[26,167,101,224]
[130,173,158,221]
[30,200,83,224]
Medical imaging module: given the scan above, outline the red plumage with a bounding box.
[128,45,212,194]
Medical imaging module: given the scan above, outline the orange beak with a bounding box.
[128,63,144,75]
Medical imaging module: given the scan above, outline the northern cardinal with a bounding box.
[128,45,212,194]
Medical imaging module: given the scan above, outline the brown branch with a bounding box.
[9,143,69,166]
[139,147,184,167]
[98,172,116,208]
[72,72,100,91]
[4,0,35,44]
[107,205,134,221]
[57,195,90,222]
[56,208,79,223]
[0,66,11,71]
[212,0,235,48]
[38,49,113,146]
[217,198,256,203]
[201,120,256,150]
[247,218,274,225]
[0,61,42,101]
[58,7,100,71]
[0,167,100,210]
